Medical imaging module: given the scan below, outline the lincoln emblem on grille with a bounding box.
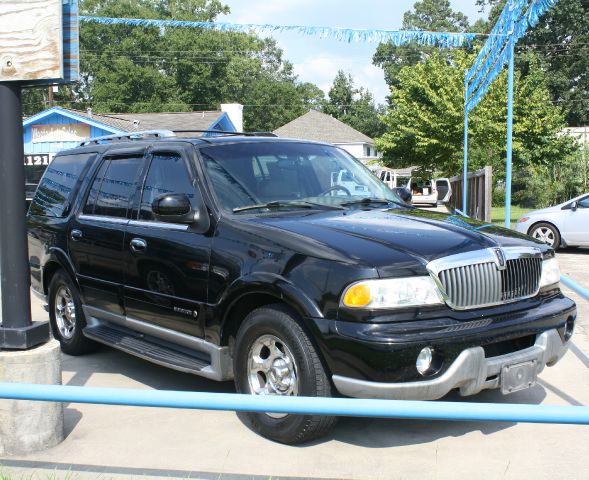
[492,247,507,270]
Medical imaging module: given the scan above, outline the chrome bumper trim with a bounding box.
[332,329,568,400]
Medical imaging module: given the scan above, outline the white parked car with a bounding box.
[515,193,589,248]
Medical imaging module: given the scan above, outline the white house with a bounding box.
[273,110,381,164]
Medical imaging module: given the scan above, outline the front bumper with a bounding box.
[333,328,569,400]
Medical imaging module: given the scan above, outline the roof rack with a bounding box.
[78,130,176,147]
[173,129,278,137]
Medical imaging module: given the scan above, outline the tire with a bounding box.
[233,304,337,444]
[48,270,97,355]
[528,222,561,249]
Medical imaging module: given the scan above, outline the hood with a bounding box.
[242,207,547,276]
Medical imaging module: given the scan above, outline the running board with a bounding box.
[82,305,233,381]
[84,325,211,375]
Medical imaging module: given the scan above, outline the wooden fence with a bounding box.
[448,166,492,222]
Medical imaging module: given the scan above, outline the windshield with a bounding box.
[201,142,402,213]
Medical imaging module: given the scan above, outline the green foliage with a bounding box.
[476,0,589,126]
[24,0,326,132]
[375,50,575,187]
[512,144,589,208]
[321,71,386,138]
[373,0,469,89]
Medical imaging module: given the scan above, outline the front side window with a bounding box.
[30,153,94,217]
[139,153,197,221]
[84,156,143,218]
[201,142,401,213]
[578,196,589,209]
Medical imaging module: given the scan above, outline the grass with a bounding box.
[491,205,532,228]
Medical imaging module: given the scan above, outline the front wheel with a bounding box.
[529,222,561,249]
[233,304,337,444]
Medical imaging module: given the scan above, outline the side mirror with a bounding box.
[152,193,211,232]
[571,201,578,211]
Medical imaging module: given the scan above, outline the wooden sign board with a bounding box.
[31,123,90,143]
[0,0,79,84]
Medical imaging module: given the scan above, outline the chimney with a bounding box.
[221,103,243,132]
[87,108,93,117]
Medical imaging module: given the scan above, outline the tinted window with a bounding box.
[578,196,589,208]
[83,160,109,214]
[30,154,93,217]
[139,153,197,221]
[92,157,143,218]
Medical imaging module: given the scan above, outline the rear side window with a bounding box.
[30,153,93,217]
[84,156,143,218]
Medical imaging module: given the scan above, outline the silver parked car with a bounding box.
[515,193,589,248]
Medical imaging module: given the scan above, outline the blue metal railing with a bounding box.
[0,383,588,425]
[561,275,589,302]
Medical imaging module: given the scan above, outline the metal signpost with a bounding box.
[0,0,79,455]
[0,0,78,348]
[463,0,560,227]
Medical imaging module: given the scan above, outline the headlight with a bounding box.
[539,257,560,288]
[341,277,444,309]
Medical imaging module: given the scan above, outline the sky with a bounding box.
[220,1,486,104]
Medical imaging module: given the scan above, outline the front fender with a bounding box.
[217,272,324,323]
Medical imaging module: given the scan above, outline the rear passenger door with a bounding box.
[68,150,146,316]
[122,147,211,338]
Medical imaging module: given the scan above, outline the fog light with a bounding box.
[416,347,433,375]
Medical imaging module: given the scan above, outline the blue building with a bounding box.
[23,105,242,200]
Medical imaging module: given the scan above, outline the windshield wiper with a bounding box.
[340,198,400,208]
[234,200,336,213]
[233,200,347,213]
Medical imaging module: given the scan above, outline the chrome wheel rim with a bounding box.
[531,226,556,247]
[54,286,76,340]
[247,334,299,419]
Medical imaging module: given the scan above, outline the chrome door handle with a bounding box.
[130,238,147,253]
[70,229,83,241]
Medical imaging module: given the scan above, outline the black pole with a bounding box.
[0,82,49,349]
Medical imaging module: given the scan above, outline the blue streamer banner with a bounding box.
[466,0,560,114]
[79,16,478,47]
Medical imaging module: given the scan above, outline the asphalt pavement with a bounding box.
[0,248,588,480]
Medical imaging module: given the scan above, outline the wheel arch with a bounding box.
[527,220,564,248]
[42,247,79,295]
[218,274,324,348]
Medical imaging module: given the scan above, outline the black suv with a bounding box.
[28,131,576,444]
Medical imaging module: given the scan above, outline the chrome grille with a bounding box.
[430,248,543,310]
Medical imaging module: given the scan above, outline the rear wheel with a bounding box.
[529,222,561,249]
[233,304,337,444]
[48,270,97,355]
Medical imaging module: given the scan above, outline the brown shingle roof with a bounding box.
[63,108,225,133]
[112,111,225,132]
[274,110,374,144]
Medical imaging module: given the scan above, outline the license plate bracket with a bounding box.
[500,360,538,394]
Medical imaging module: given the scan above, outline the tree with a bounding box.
[373,0,469,89]
[322,71,386,138]
[375,51,575,193]
[23,0,326,132]
[475,0,589,126]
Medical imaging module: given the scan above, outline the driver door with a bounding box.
[122,146,212,338]
[561,195,589,246]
